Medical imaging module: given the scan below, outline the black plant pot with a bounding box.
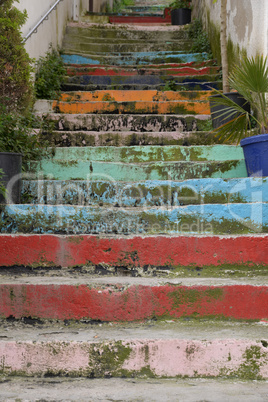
[0,152,22,204]
[209,92,250,129]
[171,8,191,25]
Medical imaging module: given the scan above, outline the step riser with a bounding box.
[41,145,244,163]
[61,82,222,91]
[65,25,190,41]
[65,66,220,77]
[1,234,267,269]
[39,131,218,147]
[21,178,268,206]
[108,16,171,23]
[0,283,267,321]
[27,160,246,181]
[52,100,210,115]
[36,113,211,132]
[1,339,267,379]
[58,90,214,102]
[1,203,266,234]
[61,53,208,66]
[62,41,192,53]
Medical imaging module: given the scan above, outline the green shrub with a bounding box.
[35,46,66,99]
[188,19,212,56]
[0,169,6,197]
[0,0,34,112]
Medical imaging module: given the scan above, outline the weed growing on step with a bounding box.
[188,19,213,58]
[35,46,66,99]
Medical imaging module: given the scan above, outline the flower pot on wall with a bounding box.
[0,152,22,204]
[171,8,191,25]
[209,92,251,129]
[240,134,268,177]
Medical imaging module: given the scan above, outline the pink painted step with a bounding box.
[0,321,267,378]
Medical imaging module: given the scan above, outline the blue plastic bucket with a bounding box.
[240,134,268,177]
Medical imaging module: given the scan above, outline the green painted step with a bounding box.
[44,145,244,163]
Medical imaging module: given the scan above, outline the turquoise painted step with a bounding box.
[41,146,245,163]
[21,178,268,206]
[61,52,209,66]
[1,204,267,234]
[27,160,246,181]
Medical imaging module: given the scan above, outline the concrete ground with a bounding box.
[0,377,267,401]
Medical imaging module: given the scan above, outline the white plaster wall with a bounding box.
[16,0,89,60]
[193,0,268,59]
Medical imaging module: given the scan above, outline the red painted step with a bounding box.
[0,280,267,321]
[1,235,268,269]
[109,8,171,24]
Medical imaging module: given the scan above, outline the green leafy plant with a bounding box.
[0,105,49,168]
[0,0,34,112]
[212,54,268,143]
[35,46,66,99]
[169,0,192,10]
[188,19,212,56]
[0,169,6,198]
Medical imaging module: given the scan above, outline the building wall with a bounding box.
[16,0,89,60]
[193,0,268,61]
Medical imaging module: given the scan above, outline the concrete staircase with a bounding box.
[0,8,268,387]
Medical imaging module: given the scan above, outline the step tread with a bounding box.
[1,319,267,341]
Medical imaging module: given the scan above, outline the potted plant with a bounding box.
[169,0,192,26]
[212,54,268,177]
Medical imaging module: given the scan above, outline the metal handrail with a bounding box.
[23,0,64,43]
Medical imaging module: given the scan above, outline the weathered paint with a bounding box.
[108,15,171,24]
[21,177,268,206]
[38,113,211,133]
[61,52,209,66]
[58,90,215,103]
[52,100,210,115]
[1,234,268,268]
[0,283,267,321]
[65,65,220,77]
[0,203,266,234]
[0,339,267,378]
[26,159,247,181]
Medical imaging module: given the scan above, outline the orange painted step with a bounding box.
[58,90,214,102]
[52,100,210,115]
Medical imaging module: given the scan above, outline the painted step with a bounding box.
[57,90,215,103]
[26,159,246,181]
[21,177,268,207]
[35,113,212,132]
[38,145,244,163]
[61,52,209,66]
[52,99,210,114]
[0,202,266,234]
[64,61,219,76]
[61,81,222,92]
[38,130,218,147]
[62,77,221,91]
[1,234,268,272]
[54,89,215,113]
[65,23,190,41]
[0,276,267,321]
[62,38,193,53]
[108,15,171,24]
[0,321,267,379]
